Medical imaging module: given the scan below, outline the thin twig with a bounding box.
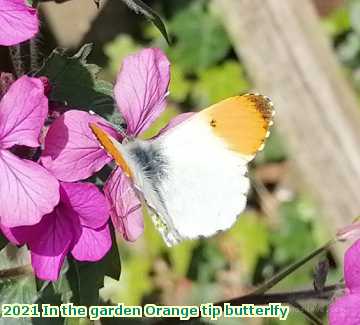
[152,284,343,325]
[290,301,323,325]
[215,284,340,306]
[30,38,39,72]
[9,45,24,77]
[252,239,336,294]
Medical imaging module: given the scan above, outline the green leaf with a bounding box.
[121,0,170,44]
[222,213,270,275]
[0,276,37,325]
[0,245,31,271]
[0,276,35,305]
[104,35,140,78]
[109,253,152,305]
[169,64,192,102]
[350,0,360,36]
[322,6,350,37]
[187,241,227,283]
[34,283,64,325]
[337,33,360,67]
[168,240,196,277]
[0,233,8,252]
[51,260,72,304]
[62,227,121,307]
[169,2,231,73]
[37,44,115,117]
[193,60,250,106]
[271,199,317,265]
[188,282,222,305]
[0,246,36,325]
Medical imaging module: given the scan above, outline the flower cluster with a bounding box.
[0,5,191,280]
[0,74,112,281]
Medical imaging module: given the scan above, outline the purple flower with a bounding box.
[41,110,120,182]
[1,182,111,281]
[328,239,360,325]
[0,76,59,227]
[0,76,110,281]
[40,48,193,242]
[0,0,39,46]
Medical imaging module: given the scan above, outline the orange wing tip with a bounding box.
[202,94,274,156]
[243,93,274,125]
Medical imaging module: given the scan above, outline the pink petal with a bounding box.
[0,76,48,149]
[41,110,118,182]
[345,239,360,292]
[0,149,59,227]
[0,0,38,46]
[337,222,360,242]
[104,168,144,241]
[28,208,75,281]
[0,224,24,245]
[155,112,195,138]
[71,224,111,261]
[61,182,109,229]
[329,293,360,325]
[114,48,170,136]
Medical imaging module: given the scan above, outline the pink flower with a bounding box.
[1,182,111,281]
[0,78,111,281]
[0,76,59,227]
[329,239,360,325]
[40,110,119,181]
[0,0,39,46]
[40,48,193,242]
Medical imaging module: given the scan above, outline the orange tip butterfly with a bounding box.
[90,94,274,246]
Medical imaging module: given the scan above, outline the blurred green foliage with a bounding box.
[37,44,115,118]
[4,1,356,325]
[94,1,349,324]
[167,2,231,73]
[324,0,360,94]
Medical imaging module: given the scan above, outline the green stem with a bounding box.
[153,284,344,325]
[290,301,323,325]
[252,239,336,295]
[215,283,342,306]
[9,45,24,77]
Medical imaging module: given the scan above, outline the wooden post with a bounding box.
[214,0,360,241]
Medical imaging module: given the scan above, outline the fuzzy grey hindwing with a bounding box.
[127,140,184,245]
[130,143,169,184]
[129,142,170,209]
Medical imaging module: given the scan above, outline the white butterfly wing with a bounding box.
[141,95,274,245]
[150,116,250,244]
